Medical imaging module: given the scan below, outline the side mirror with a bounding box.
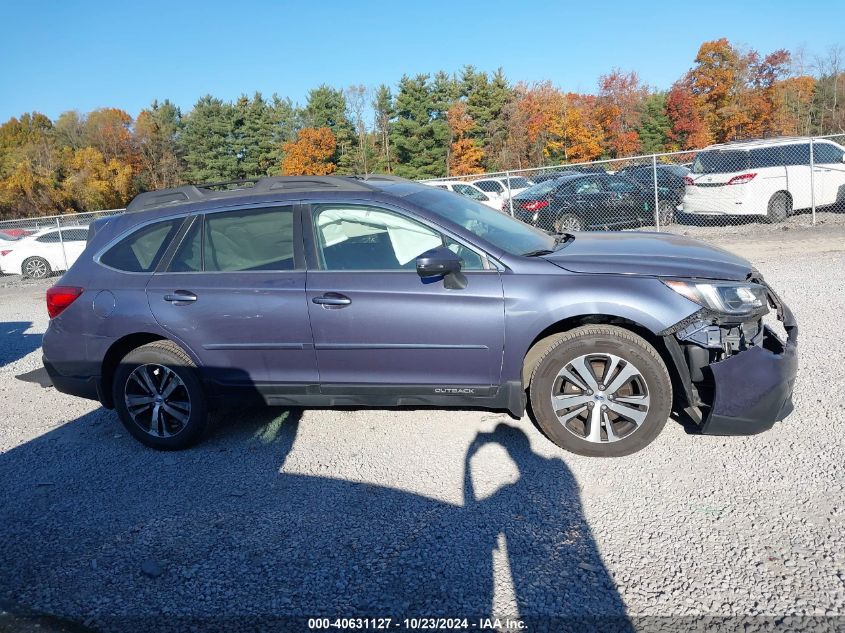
[416,246,467,289]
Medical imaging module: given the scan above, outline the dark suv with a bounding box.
[42,176,797,457]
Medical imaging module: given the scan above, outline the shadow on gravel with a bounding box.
[0,322,41,368]
[0,407,630,632]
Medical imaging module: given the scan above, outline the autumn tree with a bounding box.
[281,127,337,175]
[135,100,183,190]
[447,101,484,176]
[666,81,712,150]
[62,146,134,211]
[84,108,138,167]
[304,85,355,173]
[596,69,648,157]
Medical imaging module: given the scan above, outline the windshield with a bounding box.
[405,188,555,256]
[663,164,690,177]
[692,150,749,174]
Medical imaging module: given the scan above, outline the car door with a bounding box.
[781,143,815,210]
[58,228,89,268]
[604,175,646,226]
[475,179,505,203]
[812,141,845,206]
[146,205,319,390]
[568,176,610,227]
[304,201,505,391]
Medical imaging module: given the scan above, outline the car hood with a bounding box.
[542,231,753,280]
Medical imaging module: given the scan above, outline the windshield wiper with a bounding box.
[521,249,554,257]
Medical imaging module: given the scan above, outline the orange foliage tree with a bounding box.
[596,69,648,157]
[281,127,337,175]
[447,101,484,176]
[515,82,602,165]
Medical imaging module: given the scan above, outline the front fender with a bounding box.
[500,272,700,382]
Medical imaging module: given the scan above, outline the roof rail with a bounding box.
[126,175,411,213]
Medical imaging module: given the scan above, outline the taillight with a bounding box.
[46,286,83,319]
[520,200,549,211]
[727,173,757,185]
[0,250,11,256]
[683,176,695,186]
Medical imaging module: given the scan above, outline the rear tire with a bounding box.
[22,257,50,279]
[528,325,672,457]
[766,192,791,224]
[112,340,209,450]
[554,213,584,232]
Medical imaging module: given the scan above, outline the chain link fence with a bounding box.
[0,208,124,279]
[2,133,844,279]
[423,133,845,236]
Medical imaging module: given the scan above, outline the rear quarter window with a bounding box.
[100,219,182,272]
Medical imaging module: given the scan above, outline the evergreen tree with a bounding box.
[233,93,282,178]
[637,92,672,154]
[390,74,450,179]
[372,84,395,173]
[304,85,356,173]
[182,95,238,183]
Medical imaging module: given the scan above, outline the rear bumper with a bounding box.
[42,356,104,404]
[700,321,798,436]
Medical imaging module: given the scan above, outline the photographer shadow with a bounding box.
[0,404,630,631]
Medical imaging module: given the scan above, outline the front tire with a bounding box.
[766,192,791,223]
[22,256,51,279]
[113,341,209,450]
[657,200,676,226]
[528,325,672,457]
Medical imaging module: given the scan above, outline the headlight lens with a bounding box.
[664,280,768,316]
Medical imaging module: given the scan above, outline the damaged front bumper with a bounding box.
[663,287,798,436]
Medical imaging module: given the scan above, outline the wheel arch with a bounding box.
[521,314,680,401]
[100,332,179,408]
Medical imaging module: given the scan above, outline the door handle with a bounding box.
[312,293,352,307]
[163,291,197,304]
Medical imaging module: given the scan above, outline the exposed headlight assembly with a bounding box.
[663,280,768,317]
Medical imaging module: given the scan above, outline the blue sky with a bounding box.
[0,0,841,121]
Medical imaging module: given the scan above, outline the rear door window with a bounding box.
[574,178,602,194]
[62,228,89,242]
[36,231,61,243]
[203,207,295,272]
[750,147,784,169]
[475,180,504,194]
[781,143,811,166]
[100,219,182,272]
[692,150,750,174]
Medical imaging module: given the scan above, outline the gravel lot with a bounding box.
[0,223,843,631]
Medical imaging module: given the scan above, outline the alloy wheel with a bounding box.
[550,353,650,443]
[24,258,48,278]
[124,364,192,438]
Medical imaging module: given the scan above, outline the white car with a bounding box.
[472,176,535,200]
[682,137,845,222]
[424,180,502,210]
[0,226,89,278]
